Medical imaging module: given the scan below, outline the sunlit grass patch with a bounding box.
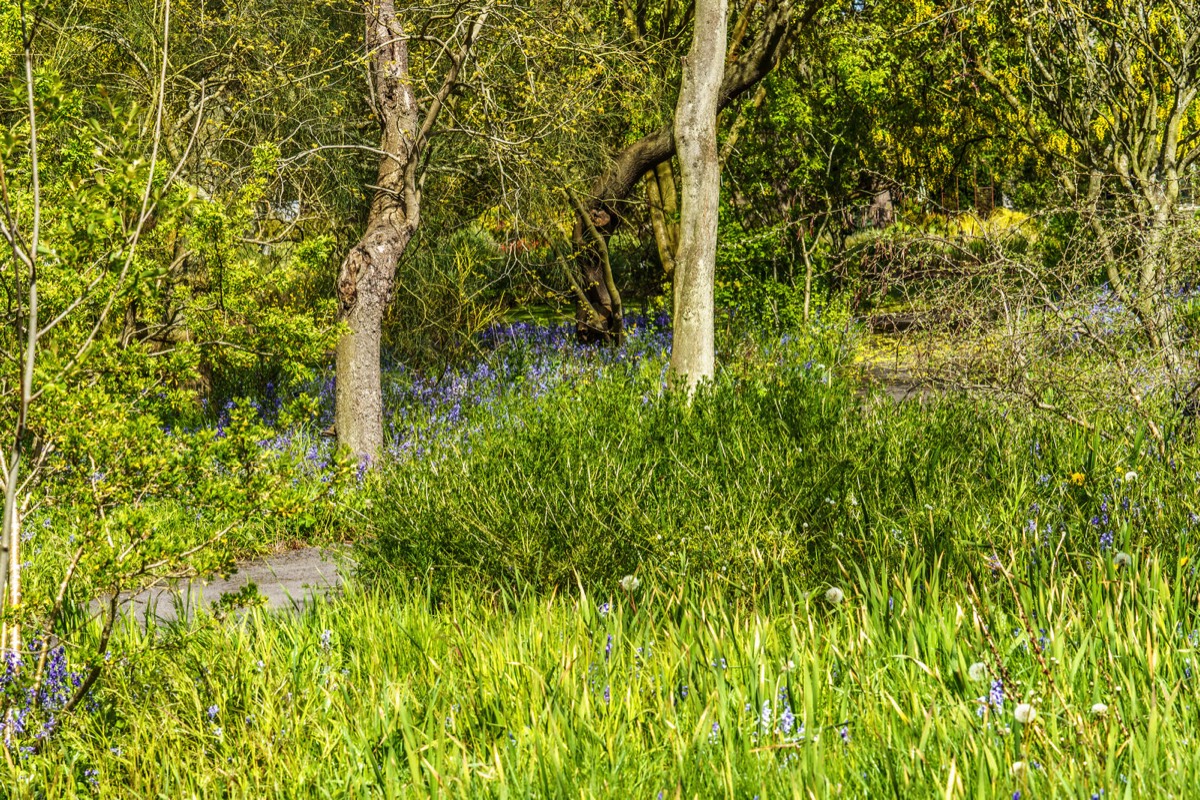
[19,553,1200,797]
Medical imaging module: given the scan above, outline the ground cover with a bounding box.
[18,553,1200,798]
[9,316,1200,796]
[9,318,1200,798]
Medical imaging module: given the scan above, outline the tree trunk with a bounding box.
[335,0,487,462]
[645,161,679,284]
[336,223,413,461]
[572,204,624,342]
[335,0,419,463]
[670,0,728,391]
[570,0,808,341]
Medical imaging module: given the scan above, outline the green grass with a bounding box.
[18,553,1200,798]
[359,339,1196,594]
[14,335,1200,798]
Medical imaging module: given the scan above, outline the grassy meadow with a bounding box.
[20,553,1200,798]
[8,317,1200,798]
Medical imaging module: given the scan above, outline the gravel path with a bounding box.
[112,546,350,623]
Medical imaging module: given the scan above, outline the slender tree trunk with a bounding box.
[1,22,44,656]
[335,0,419,463]
[335,0,487,462]
[801,226,814,322]
[670,0,728,391]
[570,0,808,341]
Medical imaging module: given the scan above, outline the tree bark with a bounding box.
[645,161,679,282]
[335,0,419,463]
[571,0,811,340]
[335,1,486,462]
[670,0,728,391]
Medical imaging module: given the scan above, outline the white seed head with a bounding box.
[968,662,988,682]
[1113,552,1133,569]
[1014,703,1037,724]
[1091,702,1109,717]
[1010,761,1027,777]
[619,575,641,592]
[1124,470,1138,483]
[824,587,845,605]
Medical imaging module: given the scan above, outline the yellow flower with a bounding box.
[1070,472,1086,486]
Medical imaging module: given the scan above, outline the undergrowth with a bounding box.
[17,553,1200,798]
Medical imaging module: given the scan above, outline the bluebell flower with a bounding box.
[779,705,796,734]
[978,678,1004,717]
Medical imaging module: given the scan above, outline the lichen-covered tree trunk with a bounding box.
[336,223,413,461]
[669,0,728,391]
[335,0,486,462]
[335,0,418,463]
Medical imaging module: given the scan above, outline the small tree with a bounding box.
[977,0,1200,375]
[0,0,176,654]
[334,0,490,463]
[670,0,729,390]
[568,0,815,342]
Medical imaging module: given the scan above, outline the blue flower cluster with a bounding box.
[0,641,86,750]
[300,314,675,465]
[976,678,1004,718]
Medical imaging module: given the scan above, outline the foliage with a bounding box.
[356,322,1190,594]
[8,0,1200,789]
[723,1,1050,243]
[14,545,1200,796]
[383,225,510,370]
[0,22,351,601]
